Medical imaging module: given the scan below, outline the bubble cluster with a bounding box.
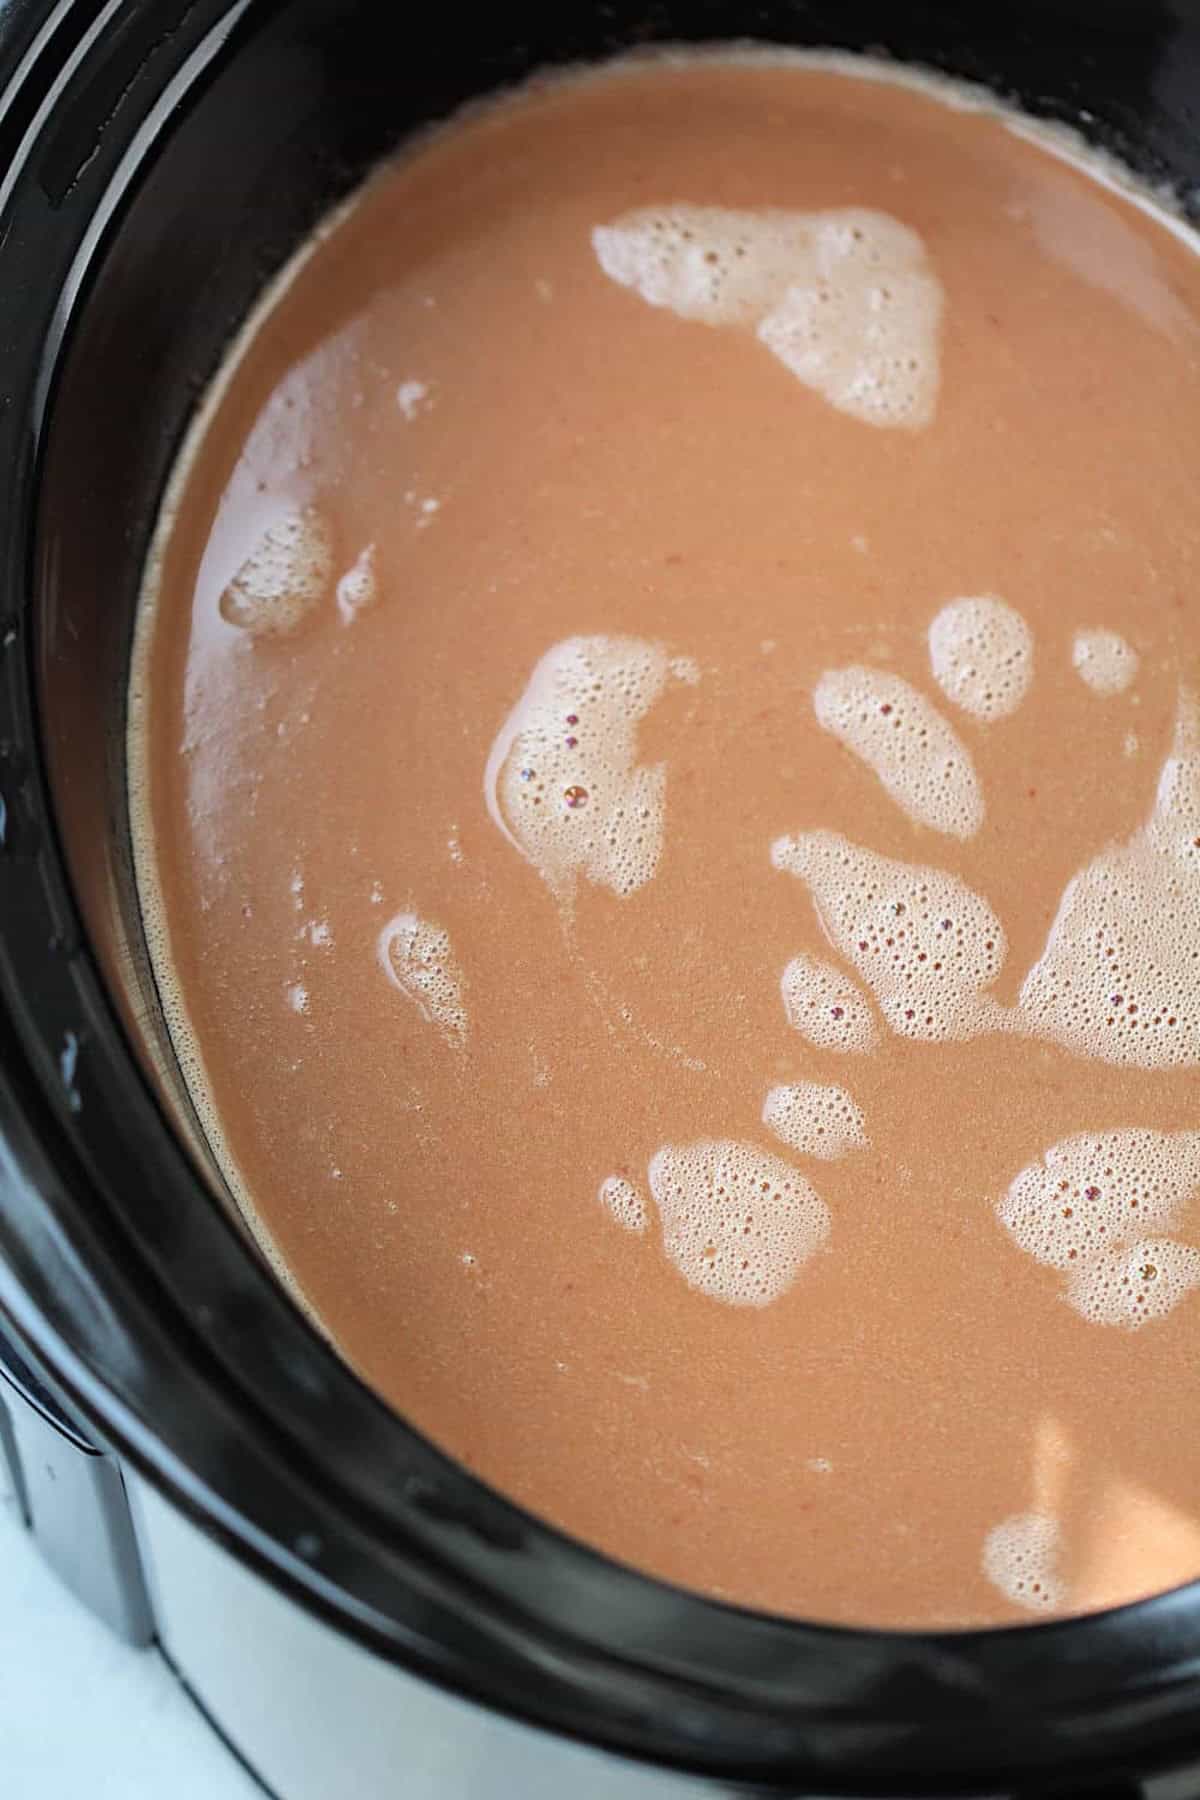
[396,379,430,421]
[592,205,942,429]
[1018,693,1200,1068]
[780,952,879,1053]
[598,1174,648,1233]
[999,1128,1200,1268]
[758,213,943,429]
[594,206,801,326]
[928,596,1034,722]
[378,910,467,1045]
[647,1139,830,1307]
[997,1129,1200,1327]
[1073,628,1139,696]
[982,1513,1066,1613]
[814,668,984,838]
[1068,1237,1200,1327]
[773,830,1006,1041]
[219,507,334,636]
[762,1082,868,1160]
[336,544,378,623]
[486,636,689,899]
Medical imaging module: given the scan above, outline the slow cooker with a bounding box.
[4,3,1200,1795]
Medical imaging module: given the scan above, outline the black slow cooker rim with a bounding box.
[5,0,1200,1792]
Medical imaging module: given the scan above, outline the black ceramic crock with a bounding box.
[3,4,1200,1795]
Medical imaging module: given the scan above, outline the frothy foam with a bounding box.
[1017,693,1200,1068]
[997,1128,1200,1327]
[780,952,879,1053]
[1067,1237,1200,1327]
[982,1513,1066,1613]
[485,636,687,899]
[814,668,984,838]
[1072,628,1139,696]
[337,544,378,623]
[762,1082,868,1160]
[593,206,942,428]
[928,596,1034,722]
[647,1138,830,1307]
[218,507,334,636]
[773,829,1006,1041]
[599,1174,648,1232]
[378,911,467,1044]
[397,379,430,421]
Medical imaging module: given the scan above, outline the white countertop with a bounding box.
[0,1461,260,1799]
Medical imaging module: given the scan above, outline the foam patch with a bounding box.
[485,636,690,899]
[928,596,1034,722]
[397,379,430,421]
[219,507,334,636]
[997,1128,1200,1327]
[1067,1237,1200,1327]
[762,1082,868,1160]
[647,1138,830,1307]
[593,205,942,428]
[599,1174,648,1233]
[780,952,879,1053]
[814,668,984,838]
[337,544,378,623]
[772,829,1006,1041]
[1073,628,1139,696]
[982,1513,1066,1613]
[998,1128,1200,1269]
[378,911,467,1045]
[1018,692,1200,1068]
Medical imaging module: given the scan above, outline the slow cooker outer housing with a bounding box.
[4,1,1200,1795]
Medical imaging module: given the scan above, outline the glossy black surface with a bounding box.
[3,2,1200,1792]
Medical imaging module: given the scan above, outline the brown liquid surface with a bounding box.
[133,56,1200,1627]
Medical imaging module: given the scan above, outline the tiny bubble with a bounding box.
[831,1006,845,1020]
[565,735,578,748]
[520,768,535,781]
[565,713,579,726]
[564,785,589,809]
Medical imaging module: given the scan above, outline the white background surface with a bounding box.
[0,1456,260,1798]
